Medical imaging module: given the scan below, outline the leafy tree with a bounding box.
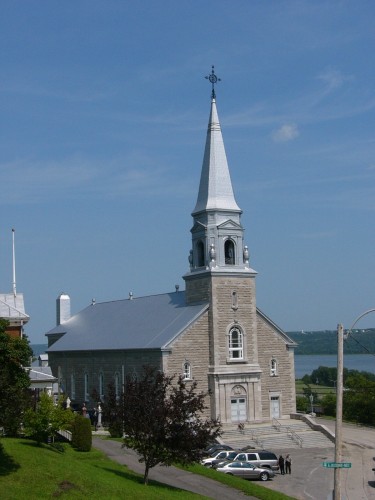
[343,373,375,425]
[0,320,33,435]
[321,393,336,416]
[71,414,92,451]
[23,393,74,444]
[122,365,221,484]
[100,383,123,437]
[296,396,308,413]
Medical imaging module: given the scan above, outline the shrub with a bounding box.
[71,415,92,452]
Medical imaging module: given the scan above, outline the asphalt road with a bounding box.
[261,418,375,500]
[93,419,375,500]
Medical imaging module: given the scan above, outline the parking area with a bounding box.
[93,418,375,500]
[259,418,375,500]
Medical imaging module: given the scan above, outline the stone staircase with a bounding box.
[220,417,335,450]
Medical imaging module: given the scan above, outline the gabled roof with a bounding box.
[0,293,29,322]
[47,292,209,352]
[257,308,297,347]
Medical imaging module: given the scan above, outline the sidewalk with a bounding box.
[92,437,253,500]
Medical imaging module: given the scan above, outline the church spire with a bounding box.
[184,67,254,281]
[192,94,241,215]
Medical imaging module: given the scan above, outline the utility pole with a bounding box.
[334,323,344,500]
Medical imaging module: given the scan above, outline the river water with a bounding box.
[295,354,375,379]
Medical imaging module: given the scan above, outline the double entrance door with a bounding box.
[231,397,246,422]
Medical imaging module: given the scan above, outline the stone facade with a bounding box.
[46,91,297,424]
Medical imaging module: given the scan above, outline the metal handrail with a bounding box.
[272,418,282,431]
[287,427,303,447]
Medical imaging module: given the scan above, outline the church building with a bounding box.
[46,71,296,424]
[0,229,29,338]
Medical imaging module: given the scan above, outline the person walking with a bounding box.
[285,454,292,474]
[278,454,285,475]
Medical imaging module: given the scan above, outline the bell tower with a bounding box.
[184,67,256,304]
[183,68,262,424]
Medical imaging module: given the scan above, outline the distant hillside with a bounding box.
[288,329,375,355]
[31,344,48,358]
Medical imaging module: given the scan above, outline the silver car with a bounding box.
[217,461,275,481]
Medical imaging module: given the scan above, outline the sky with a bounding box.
[1,1,375,344]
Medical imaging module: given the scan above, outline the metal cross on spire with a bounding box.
[205,65,221,99]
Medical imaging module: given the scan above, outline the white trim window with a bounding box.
[229,327,243,360]
[270,358,278,377]
[70,373,76,400]
[84,373,89,401]
[99,372,104,400]
[114,372,120,400]
[183,361,192,380]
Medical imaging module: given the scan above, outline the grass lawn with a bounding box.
[0,437,297,500]
[0,438,206,499]
[295,380,335,397]
[183,464,296,500]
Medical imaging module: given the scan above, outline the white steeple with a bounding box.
[193,97,241,215]
[185,67,255,279]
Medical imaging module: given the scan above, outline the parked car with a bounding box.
[231,450,279,471]
[204,443,233,455]
[201,450,239,467]
[217,461,275,481]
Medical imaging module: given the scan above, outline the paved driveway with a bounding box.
[259,418,375,500]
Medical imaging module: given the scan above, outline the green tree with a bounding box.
[296,396,309,413]
[100,383,124,437]
[321,393,336,416]
[343,373,375,425]
[71,414,92,451]
[23,393,74,444]
[0,320,33,435]
[122,365,221,485]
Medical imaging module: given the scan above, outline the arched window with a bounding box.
[84,373,89,401]
[114,372,120,399]
[229,327,243,359]
[70,373,76,400]
[197,241,205,267]
[270,358,278,377]
[99,372,104,400]
[183,361,192,380]
[225,239,235,265]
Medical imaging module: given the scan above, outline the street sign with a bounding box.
[323,462,352,468]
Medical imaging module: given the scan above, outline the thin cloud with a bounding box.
[272,124,299,143]
[317,68,353,92]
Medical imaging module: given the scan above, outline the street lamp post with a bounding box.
[334,308,375,500]
[309,394,314,415]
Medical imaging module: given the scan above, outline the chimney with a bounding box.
[56,293,71,325]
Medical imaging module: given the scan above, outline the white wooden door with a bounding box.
[231,397,246,422]
[270,396,280,418]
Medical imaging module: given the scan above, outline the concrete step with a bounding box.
[221,419,334,450]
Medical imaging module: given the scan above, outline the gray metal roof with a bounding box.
[193,98,241,215]
[0,293,29,322]
[47,291,208,352]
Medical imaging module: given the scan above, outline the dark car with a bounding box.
[204,443,233,455]
[217,461,275,481]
